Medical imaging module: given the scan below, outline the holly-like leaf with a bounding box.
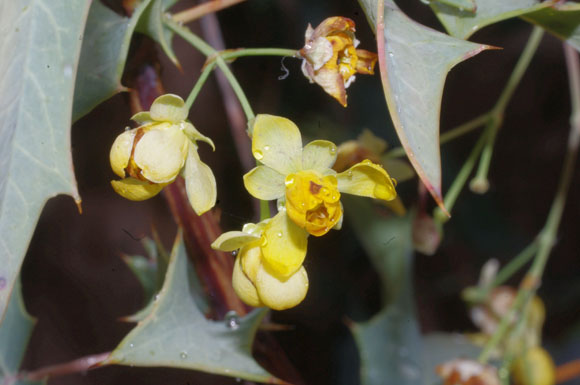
[136,0,180,67]
[522,2,580,52]
[429,0,553,40]
[433,0,476,13]
[72,0,153,121]
[344,198,423,385]
[0,0,89,323]
[358,0,492,213]
[0,277,38,385]
[103,235,283,384]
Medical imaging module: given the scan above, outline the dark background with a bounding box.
[19,0,580,384]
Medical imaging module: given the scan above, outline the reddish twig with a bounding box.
[172,0,247,24]
[15,352,111,383]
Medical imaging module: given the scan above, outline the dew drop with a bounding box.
[261,236,268,247]
[388,51,394,58]
[253,150,263,160]
[225,310,240,330]
[285,176,295,186]
[329,146,337,155]
[232,250,238,257]
[129,343,134,348]
[264,145,270,151]
[277,231,283,238]
[63,65,73,78]
[305,44,312,50]
[347,171,353,178]
[180,351,188,359]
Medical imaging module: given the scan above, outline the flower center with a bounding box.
[284,170,342,237]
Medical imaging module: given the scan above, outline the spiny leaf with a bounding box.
[344,198,423,385]
[72,0,153,121]
[136,0,180,67]
[358,0,492,213]
[429,0,553,40]
[0,0,89,323]
[522,2,580,52]
[0,277,37,385]
[432,0,476,13]
[104,234,282,384]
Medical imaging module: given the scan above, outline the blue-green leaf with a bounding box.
[0,277,37,385]
[104,235,281,384]
[0,0,89,323]
[72,0,153,121]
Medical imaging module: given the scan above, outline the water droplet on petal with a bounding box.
[232,250,238,257]
[180,351,188,359]
[261,236,268,247]
[277,231,283,238]
[264,145,270,151]
[285,176,295,186]
[347,171,353,178]
[225,310,240,330]
[253,150,263,160]
[129,343,134,348]
[330,146,337,155]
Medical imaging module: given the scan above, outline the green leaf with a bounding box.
[344,199,423,385]
[0,0,89,323]
[432,0,476,13]
[72,0,153,121]
[429,0,552,39]
[0,277,37,384]
[104,234,282,384]
[358,0,491,212]
[136,0,180,67]
[522,2,580,52]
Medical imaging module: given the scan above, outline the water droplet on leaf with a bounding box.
[225,310,240,330]
[180,351,188,359]
[253,150,263,160]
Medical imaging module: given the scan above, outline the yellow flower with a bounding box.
[211,212,309,310]
[511,347,556,385]
[299,16,378,107]
[109,94,217,215]
[244,115,397,237]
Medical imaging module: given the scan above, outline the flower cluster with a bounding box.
[109,94,217,215]
[213,114,397,309]
[300,17,378,107]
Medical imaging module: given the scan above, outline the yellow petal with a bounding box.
[130,111,154,125]
[134,124,189,183]
[260,211,308,278]
[354,49,378,75]
[110,178,164,201]
[255,264,309,310]
[211,231,259,252]
[243,166,285,200]
[183,144,217,215]
[150,94,187,122]
[181,121,215,150]
[337,160,396,201]
[110,130,136,178]
[302,140,337,173]
[240,245,262,282]
[251,114,303,174]
[232,255,263,308]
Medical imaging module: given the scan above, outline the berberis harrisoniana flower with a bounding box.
[212,214,309,310]
[300,16,378,107]
[244,114,398,237]
[109,94,217,215]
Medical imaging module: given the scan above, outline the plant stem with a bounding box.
[185,62,216,110]
[172,0,246,24]
[165,18,255,120]
[463,240,539,303]
[434,126,489,223]
[478,42,580,364]
[219,47,299,61]
[471,27,544,192]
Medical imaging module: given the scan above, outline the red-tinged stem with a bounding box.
[164,179,249,317]
[172,0,247,24]
[15,352,111,383]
